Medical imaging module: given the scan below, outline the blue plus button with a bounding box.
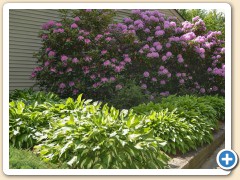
[217,149,238,170]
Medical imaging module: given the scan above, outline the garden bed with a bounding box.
[9,90,225,169]
[169,122,225,169]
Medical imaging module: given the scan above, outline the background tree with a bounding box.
[177,9,225,39]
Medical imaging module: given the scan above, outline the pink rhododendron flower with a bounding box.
[150,47,156,52]
[66,67,72,72]
[34,66,43,72]
[90,74,96,80]
[31,72,36,78]
[50,67,56,73]
[111,58,117,63]
[143,44,150,50]
[177,54,182,58]
[78,36,84,41]
[105,37,112,42]
[166,43,171,48]
[110,77,116,81]
[213,86,218,91]
[124,57,131,63]
[73,89,79,95]
[71,23,78,29]
[101,77,108,83]
[61,55,68,62]
[103,60,111,66]
[42,20,55,30]
[166,51,172,57]
[115,66,122,73]
[84,39,91,44]
[160,80,166,85]
[74,16,80,22]
[48,51,56,57]
[155,30,165,36]
[160,91,169,96]
[192,16,200,22]
[170,21,176,27]
[84,56,92,62]
[147,37,153,41]
[95,34,103,41]
[59,83,66,89]
[56,22,62,27]
[207,67,212,72]
[200,88,205,93]
[151,77,157,82]
[162,56,167,61]
[101,50,107,55]
[176,73,181,77]
[156,45,163,51]
[116,84,123,90]
[44,61,50,66]
[82,66,90,74]
[120,61,126,66]
[69,81,75,87]
[45,48,51,52]
[143,71,150,77]
[179,79,185,84]
[159,66,165,70]
[178,57,184,63]
[141,84,147,89]
[72,58,79,63]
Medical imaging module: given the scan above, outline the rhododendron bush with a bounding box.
[32,9,225,101]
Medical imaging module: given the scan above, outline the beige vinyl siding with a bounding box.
[9,9,184,91]
[9,9,60,91]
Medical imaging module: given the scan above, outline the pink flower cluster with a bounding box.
[34,10,225,99]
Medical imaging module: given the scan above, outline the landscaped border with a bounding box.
[3,2,231,176]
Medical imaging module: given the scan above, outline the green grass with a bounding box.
[9,146,67,169]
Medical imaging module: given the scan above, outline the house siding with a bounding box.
[9,9,184,91]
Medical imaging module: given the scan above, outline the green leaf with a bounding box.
[67,156,78,167]
[67,114,75,125]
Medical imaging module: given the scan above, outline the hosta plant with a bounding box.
[34,95,170,169]
[132,95,224,154]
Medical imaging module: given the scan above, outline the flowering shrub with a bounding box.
[33,9,225,100]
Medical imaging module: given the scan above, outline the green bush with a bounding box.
[132,95,225,154]
[10,146,66,169]
[108,80,148,109]
[33,10,225,103]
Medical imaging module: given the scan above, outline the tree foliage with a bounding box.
[177,9,225,39]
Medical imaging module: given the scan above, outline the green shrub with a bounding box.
[132,95,225,154]
[198,95,225,121]
[9,146,66,169]
[109,80,148,109]
[33,10,225,102]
